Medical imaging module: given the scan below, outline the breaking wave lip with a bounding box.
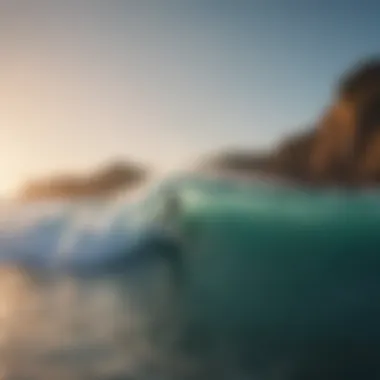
[0,195,157,273]
[0,172,201,273]
[0,172,197,274]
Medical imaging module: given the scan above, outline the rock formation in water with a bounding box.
[206,58,380,187]
[19,160,149,201]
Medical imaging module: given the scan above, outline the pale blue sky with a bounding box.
[0,1,379,194]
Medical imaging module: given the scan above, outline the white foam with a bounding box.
[0,197,148,270]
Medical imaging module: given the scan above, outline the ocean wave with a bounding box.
[2,173,380,274]
[2,174,380,378]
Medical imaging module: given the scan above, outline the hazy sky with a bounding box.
[1,1,380,194]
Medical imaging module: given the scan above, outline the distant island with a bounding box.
[18,160,149,201]
[202,58,380,187]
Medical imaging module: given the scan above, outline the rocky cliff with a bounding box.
[208,59,380,187]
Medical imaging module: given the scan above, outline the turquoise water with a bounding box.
[1,175,380,378]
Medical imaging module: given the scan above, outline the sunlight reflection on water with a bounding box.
[0,261,193,380]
